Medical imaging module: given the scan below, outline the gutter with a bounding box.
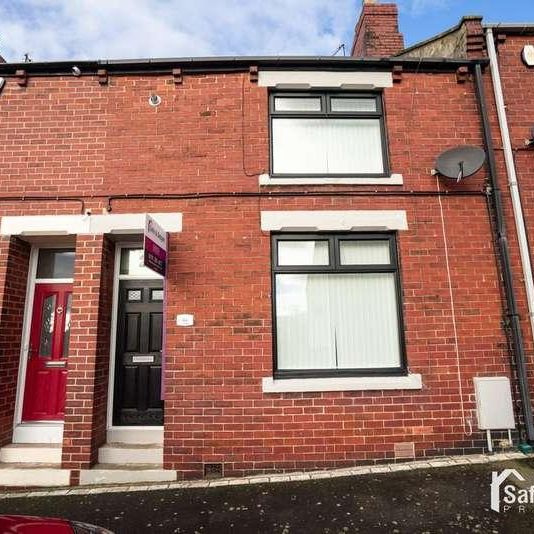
[483,23,534,35]
[0,56,488,77]
[474,61,534,443]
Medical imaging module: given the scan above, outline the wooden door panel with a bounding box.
[122,366,138,408]
[56,371,67,417]
[125,313,141,353]
[148,366,163,407]
[30,372,52,419]
[149,313,163,352]
[137,366,149,411]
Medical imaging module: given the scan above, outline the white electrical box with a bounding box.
[473,376,515,430]
[176,314,194,327]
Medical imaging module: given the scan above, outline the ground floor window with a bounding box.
[271,233,405,378]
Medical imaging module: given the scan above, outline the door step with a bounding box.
[13,423,64,444]
[106,428,163,445]
[98,443,163,465]
[0,443,62,464]
[0,463,70,487]
[79,464,176,486]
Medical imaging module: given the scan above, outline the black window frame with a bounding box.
[269,90,390,178]
[271,232,407,379]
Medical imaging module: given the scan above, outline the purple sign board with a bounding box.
[143,215,168,277]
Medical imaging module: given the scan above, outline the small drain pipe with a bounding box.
[486,28,534,355]
[474,62,534,443]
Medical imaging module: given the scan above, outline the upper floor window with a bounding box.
[270,92,388,177]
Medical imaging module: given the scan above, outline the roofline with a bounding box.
[397,15,483,57]
[483,23,534,34]
[0,55,488,76]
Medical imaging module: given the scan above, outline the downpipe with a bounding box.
[486,28,534,363]
[474,62,534,443]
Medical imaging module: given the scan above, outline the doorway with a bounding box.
[20,248,74,423]
[109,247,164,428]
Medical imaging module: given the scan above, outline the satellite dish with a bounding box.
[435,145,486,182]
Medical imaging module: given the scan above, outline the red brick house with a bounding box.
[0,1,532,487]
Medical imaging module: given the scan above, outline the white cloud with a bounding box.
[0,0,357,62]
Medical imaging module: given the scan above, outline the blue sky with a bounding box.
[399,0,534,47]
[0,0,533,62]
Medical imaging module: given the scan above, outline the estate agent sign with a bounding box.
[143,214,168,276]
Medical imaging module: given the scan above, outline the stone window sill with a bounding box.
[258,174,403,186]
[262,374,422,393]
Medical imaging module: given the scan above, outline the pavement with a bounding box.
[1,454,534,533]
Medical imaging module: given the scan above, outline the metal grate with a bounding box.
[394,442,415,459]
[204,463,223,479]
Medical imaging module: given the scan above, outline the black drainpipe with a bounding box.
[474,63,534,443]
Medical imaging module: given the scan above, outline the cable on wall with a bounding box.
[0,196,85,213]
[103,189,484,212]
[436,176,471,436]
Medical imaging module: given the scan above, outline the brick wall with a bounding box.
[0,73,266,198]
[0,237,30,446]
[61,234,114,469]
[0,65,522,476]
[159,192,511,477]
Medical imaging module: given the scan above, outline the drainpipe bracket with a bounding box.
[97,69,108,85]
[456,66,469,83]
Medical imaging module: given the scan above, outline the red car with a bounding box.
[0,515,113,533]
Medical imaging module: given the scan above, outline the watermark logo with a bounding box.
[490,469,534,512]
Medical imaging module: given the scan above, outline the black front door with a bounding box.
[113,279,164,426]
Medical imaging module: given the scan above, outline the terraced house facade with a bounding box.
[1,0,534,487]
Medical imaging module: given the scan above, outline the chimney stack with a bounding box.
[351,0,404,58]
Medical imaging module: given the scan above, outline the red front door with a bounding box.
[22,283,73,421]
